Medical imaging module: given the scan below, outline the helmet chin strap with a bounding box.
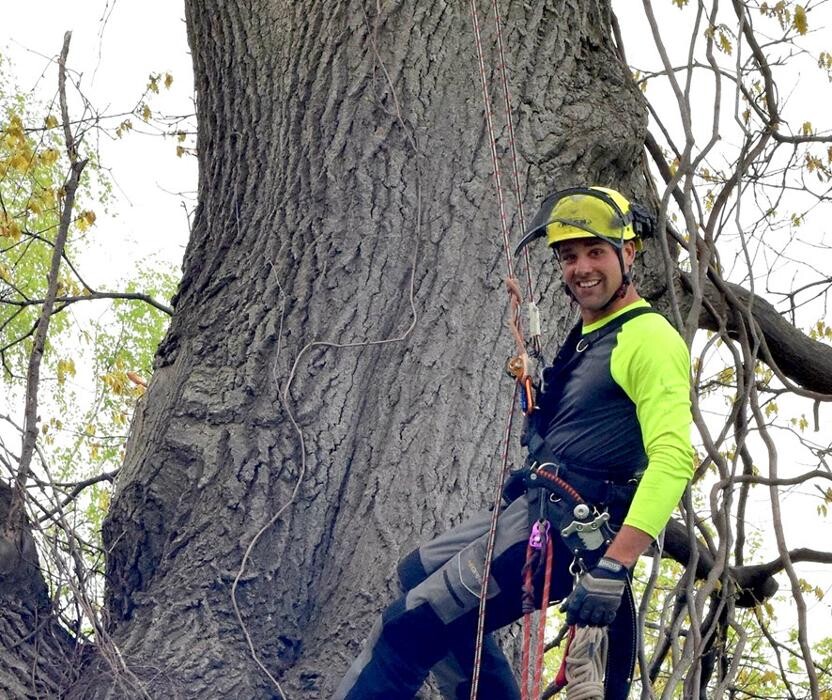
[599,249,631,310]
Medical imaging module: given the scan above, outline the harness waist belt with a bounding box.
[527,460,640,509]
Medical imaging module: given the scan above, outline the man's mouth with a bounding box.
[576,279,602,289]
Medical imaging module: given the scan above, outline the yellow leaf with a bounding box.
[45,114,59,129]
[176,145,185,157]
[9,151,31,171]
[141,104,152,121]
[0,220,22,241]
[802,121,813,135]
[76,210,96,232]
[6,114,25,142]
[794,5,808,35]
[115,119,133,138]
[164,72,174,89]
[56,358,76,385]
[718,367,735,384]
[40,147,60,167]
[718,30,733,55]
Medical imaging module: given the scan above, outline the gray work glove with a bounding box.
[562,556,628,627]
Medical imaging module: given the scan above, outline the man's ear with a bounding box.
[622,240,637,266]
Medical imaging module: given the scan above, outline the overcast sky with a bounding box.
[1,0,196,286]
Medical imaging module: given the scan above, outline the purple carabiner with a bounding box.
[528,519,550,550]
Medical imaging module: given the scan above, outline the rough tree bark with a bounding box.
[3,1,830,698]
[77,2,649,697]
[0,483,81,696]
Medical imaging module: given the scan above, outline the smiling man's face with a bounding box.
[556,237,638,323]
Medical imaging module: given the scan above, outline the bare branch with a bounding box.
[4,33,89,534]
[683,273,832,396]
[1,290,172,316]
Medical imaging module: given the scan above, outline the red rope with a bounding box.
[533,535,554,697]
[554,625,577,691]
[519,531,554,700]
[468,386,518,697]
[489,0,539,327]
[520,545,536,700]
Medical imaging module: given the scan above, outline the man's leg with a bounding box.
[397,510,521,700]
[333,496,533,700]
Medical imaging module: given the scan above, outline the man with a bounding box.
[334,186,693,699]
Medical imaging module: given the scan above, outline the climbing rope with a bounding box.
[466,1,546,698]
[466,0,543,695]
[564,626,608,700]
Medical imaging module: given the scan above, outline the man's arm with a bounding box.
[603,524,653,568]
[611,314,694,540]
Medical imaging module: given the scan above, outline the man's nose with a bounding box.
[574,253,593,274]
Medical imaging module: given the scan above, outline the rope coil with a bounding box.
[564,626,608,700]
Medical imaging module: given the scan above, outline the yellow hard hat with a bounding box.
[515,186,653,255]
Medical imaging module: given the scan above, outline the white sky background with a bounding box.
[3,0,831,647]
[1,0,196,286]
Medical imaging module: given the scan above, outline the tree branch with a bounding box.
[662,519,832,608]
[1,290,172,316]
[4,33,88,535]
[681,273,832,396]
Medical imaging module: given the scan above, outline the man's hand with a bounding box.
[562,556,628,626]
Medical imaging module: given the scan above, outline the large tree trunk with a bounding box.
[81,2,647,697]
[0,484,81,697]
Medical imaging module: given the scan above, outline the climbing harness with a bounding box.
[525,463,616,556]
[517,463,628,700]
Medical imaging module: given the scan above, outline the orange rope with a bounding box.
[506,276,526,357]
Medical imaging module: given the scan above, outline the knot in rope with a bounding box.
[564,626,608,700]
